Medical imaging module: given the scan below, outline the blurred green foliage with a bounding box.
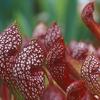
[0,0,99,42]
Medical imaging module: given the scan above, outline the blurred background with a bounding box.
[0,0,100,43]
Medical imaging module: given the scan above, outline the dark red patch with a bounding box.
[81,2,100,40]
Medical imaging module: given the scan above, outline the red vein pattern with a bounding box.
[0,22,22,81]
[12,40,46,100]
[44,22,62,50]
[46,23,79,91]
[81,54,100,97]
[46,38,65,64]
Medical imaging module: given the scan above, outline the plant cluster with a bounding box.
[0,2,100,100]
